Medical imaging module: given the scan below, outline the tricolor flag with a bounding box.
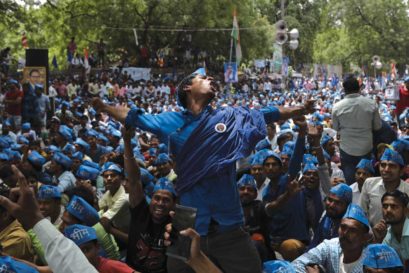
[231,9,242,65]
[22,32,28,49]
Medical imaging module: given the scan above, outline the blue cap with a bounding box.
[280,122,291,131]
[59,125,73,142]
[66,195,100,226]
[262,150,282,165]
[356,159,375,174]
[158,143,168,154]
[22,122,31,131]
[0,152,9,161]
[85,129,98,138]
[52,152,73,169]
[96,133,109,144]
[404,76,409,83]
[140,168,156,185]
[380,148,405,167]
[0,256,39,273]
[64,224,98,246]
[88,108,96,116]
[4,149,21,161]
[0,136,10,149]
[37,185,61,200]
[75,138,90,153]
[148,147,157,157]
[281,144,294,157]
[27,150,47,168]
[109,128,122,139]
[321,134,333,147]
[263,260,295,273]
[255,139,271,151]
[237,174,257,190]
[35,83,44,89]
[153,177,176,196]
[76,165,100,180]
[62,143,76,155]
[154,153,171,165]
[343,204,370,230]
[363,244,403,269]
[391,139,409,153]
[62,101,70,108]
[101,162,122,174]
[115,144,125,154]
[329,183,352,204]
[82,160,101,171]
[3,119,11,127]
[303,163,318,173]
[45,145,61,154]
[72,151,84,161]
[10,143,22,151]
[133,148,146,162]
[8,79,19,85]
[108,120,120,130]
[192,68,206,76]
[17,135,29,145]
[37,171,53,185]
[303,154,318,165]
[249,152,265,166]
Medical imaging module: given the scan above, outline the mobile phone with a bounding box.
[166,204,197,261]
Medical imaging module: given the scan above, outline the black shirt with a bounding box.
[126,199,170,273]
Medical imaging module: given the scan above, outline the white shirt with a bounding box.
[98,185,130,232]
[48,86,58,98]
[339,253,363,273]
[266,135,278,151]
[257,178,270,201]
[360,177,409,226]
[33,219,98,273]
[349,182,361,205]
[332,93,382,156]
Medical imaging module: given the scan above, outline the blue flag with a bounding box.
[52,55,58,69]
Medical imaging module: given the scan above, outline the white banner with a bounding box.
[121,67,151,81]
[254,59,265,68]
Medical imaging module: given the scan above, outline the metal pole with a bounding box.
[281,0,285,19]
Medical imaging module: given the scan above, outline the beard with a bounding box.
[385,218,403,225]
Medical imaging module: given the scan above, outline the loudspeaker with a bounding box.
[26,49,48,67]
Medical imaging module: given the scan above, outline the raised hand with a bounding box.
[0,165,44,230]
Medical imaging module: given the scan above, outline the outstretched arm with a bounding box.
[123,128,144,209]
[92,97,129,124]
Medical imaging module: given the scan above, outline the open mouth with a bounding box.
[210,81,219,92]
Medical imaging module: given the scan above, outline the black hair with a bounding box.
[382,190,409,207]
[342,74,360,93]
[66,185,95,207]
[29,69,40,76]
[176,74,195,108]
[0,182,10,213]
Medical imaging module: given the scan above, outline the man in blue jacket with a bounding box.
[92,69,315,273]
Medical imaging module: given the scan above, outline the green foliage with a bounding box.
[1,0,409,73]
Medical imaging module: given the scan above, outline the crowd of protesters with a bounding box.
[0,58,408,273]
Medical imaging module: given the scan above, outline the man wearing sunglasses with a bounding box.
[92,68,315,273]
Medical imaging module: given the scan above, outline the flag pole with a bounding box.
[229,8,235,64]
[229,37,234,64]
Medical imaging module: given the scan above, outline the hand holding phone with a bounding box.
[166,204,197,261]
